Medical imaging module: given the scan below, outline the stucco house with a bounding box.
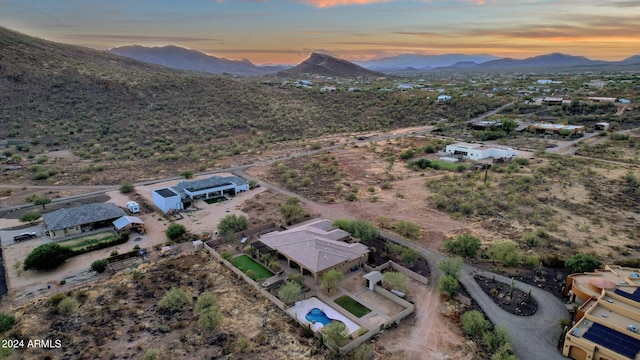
[152,175,249,213]
[42,203,126,240]
[445,142,516,161]
[257,219,369,283]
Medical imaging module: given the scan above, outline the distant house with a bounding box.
[528,123,585,136]
[445,142,516,161]
[397,83,414,90]
[152,175,249,213]
[619,98,632,104]
[257,219,369,283]
[541,97,564,106]
[437,95,452,103]
[42,203,126,240]
[537,79,553,84]
[320,86,336,92]
[588,97,616,103]
[594,122,610,131]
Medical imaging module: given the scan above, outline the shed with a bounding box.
[193,240,204,250]
[113,216,145,233]
[364,271,384,291]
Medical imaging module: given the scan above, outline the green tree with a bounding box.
[165,223,187,240]
[32,196,51,210]
[501,118,517,134]
[394,220,421,239]
[401,248,420,266]
[565,254,601,273]
[0,313,16,333]
[119,181,135,194]
[278,281,302,303]
[180,170,194,179]
[322,321,347,348]
[23,243,72,271]
[438,275,459,297]
[218,214,249,236]
[443,233,481,257]
[488,241,520,266]
[19,211,41,224]
[437,257,463,278]
[198,305,223,330]
[248,179,258,189]
[382,271,408,292]
[194,292,219,313]
[280,198,307,225]
[349,219,378,242]
[321,269,344,294]
[90,259,108,274]
[158,287,191,313]
[461,310,490,337]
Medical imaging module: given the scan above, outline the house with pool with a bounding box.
[256,219,370,283]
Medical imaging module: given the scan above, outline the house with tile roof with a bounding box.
[258,219,369,282]
[42,203,126,240]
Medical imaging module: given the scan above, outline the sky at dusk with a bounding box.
[1,0,639,65]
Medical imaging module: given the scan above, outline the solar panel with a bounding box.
[614,288,640,303]
[583,323,640,359]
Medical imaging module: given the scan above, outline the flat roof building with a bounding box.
[563,265,640,360]
[445,142,516,161]
[152,175,249,213]
[528,123,585,136]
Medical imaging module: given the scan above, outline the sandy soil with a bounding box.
[375,282,475,360]
[2,175,267,303]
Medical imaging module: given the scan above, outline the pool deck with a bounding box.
[288,297,361,335]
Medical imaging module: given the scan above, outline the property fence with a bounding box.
[364,260,429,287]
[205,222,281,248]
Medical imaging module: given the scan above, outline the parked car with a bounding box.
[13,232,37,242]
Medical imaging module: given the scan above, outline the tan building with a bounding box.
[257,219,369,283]
[528,123,585,136]
[563,265,640,360]
[42,203,126,240]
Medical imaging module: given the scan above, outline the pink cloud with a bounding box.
[299,0,393,8]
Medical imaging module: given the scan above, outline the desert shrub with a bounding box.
[57,297,79,315]
[401,248,420,266]
[0,313,16,333]
[23,243,72,271]
[443,233,481,257]
[438,275,459,297]
[49,293,67,306]
[488,241,520,266]
[394,220,421,239]
[165,223,186,240]
[90,259,108,274]
[332,219,377,242]
[119,181,135,194]
[288,274,305,286]
[492,343,517,360]
[461,310,490,337]
[484,325,510,352]
[565,254,601,273]
[19,212,41,224]
[437,257,462,278]
[198,305,223,330]
[345,191,358,201]
[352,344,372,360]
[158,287,191,313]
[524,255,539,267]
[194,292,219,313]
[142,348,161,360]
[323,321,347,347]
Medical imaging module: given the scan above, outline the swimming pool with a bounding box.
[306,308,338,326]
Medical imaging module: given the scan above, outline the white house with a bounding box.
[152,175,249,213]
[397,83,414,90]
[445,142,516,161]
[437,95,452,102]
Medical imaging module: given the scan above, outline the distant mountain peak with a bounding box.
[276,52,383,78]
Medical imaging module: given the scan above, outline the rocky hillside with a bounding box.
[3,252,326,360]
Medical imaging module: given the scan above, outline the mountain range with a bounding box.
[108,45,286,76]
[107,45,640,76]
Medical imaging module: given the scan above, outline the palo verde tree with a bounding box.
[278,281,302,304]
[165,223,187,240]
[32,196,51,210]
[321,269,344,294]
[19,212,41,224]
[217,214,249,236]
[382,271,408,292]
[565,254,601,273]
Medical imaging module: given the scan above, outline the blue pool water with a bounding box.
[305,308,335,326]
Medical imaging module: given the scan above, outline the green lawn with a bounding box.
[59,233,121,251]
[204,196,227,204]
[334,295,371,318]
[230,255,273,281]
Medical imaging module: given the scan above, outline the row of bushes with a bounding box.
[23,233,129,271]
